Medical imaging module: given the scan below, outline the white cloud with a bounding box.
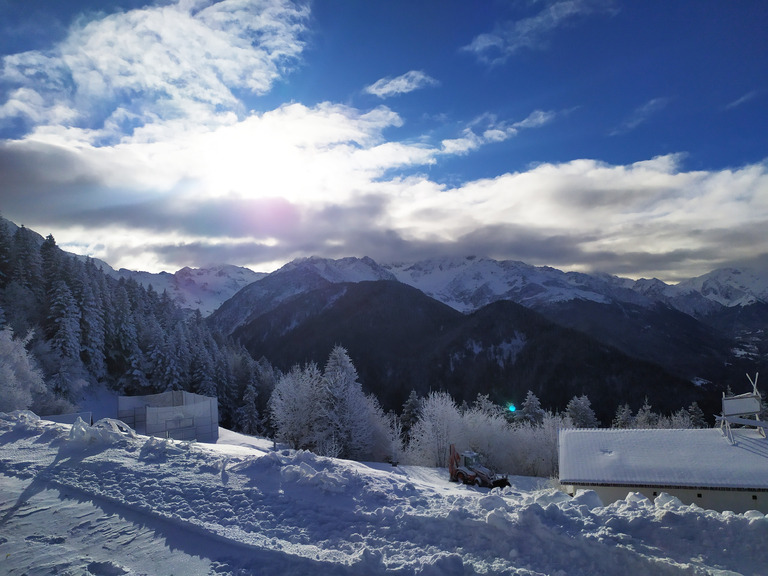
[726,90,760,110]
[0,0,309,144]
[364,70,439,99]
[463,0,616,65]
[609,97,669,136]
[1,1,765,282]
[441,109,555,153]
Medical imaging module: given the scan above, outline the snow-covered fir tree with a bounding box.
[634,397,658,428]
[687,401,708,428]
[518,390,545,425]
[566,394,599,428]
[318,345,373,459]
[612,403,634,428]
[400,389,421,443]
[237,381,260,436]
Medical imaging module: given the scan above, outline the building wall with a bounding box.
[118,391,218,442]
[564,484,768,514]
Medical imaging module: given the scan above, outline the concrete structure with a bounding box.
[118,391,218,442]
[559,427,768,513]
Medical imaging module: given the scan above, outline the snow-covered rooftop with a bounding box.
[559,428,768,490]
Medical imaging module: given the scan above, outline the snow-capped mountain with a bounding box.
[281,255,397,283]
[215,255,766,395]
[383,256,652,312]
[108,264,266,316]
[670,266,768,308]
[274,255,768,314]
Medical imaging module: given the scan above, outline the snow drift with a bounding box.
[1,411,766,575]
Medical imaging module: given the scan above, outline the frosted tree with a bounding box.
[665,408,692,429]
[270,363,323,450]
[687,401,707,428]
[611,403,634,428]
[634,397,658,428]
[0,326,45,412]
[518,390,545,425]
[566,394,599,428]
[40,234,63,295]
[47,280,81,360]
[237,381,260,435]
[78,276,107,382]
[190,347,217,398]
[106,283,139,377]
[400,390,421,443]
[406,391,464,468]
[46,279,86,399]
[0,218,12,288]
[463,395,511,472]
[11,226,43,297]
[508,412,563,477]
[317,345,372,459]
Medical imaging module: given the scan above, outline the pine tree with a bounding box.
[612,403,634,428]
[40,234,62,296]
[78,274,107,382]
[687,401,707,428]
[106,282,139,376]
[190,347,217,397]
[566,395,599,428]
[238,381,260,436]
[400,390,421,442]
[634,397,658,428]
[11,226,43,294]
[48,280,82,362]
[518,390,545,425]
[319,345,372,459]
[0,218,12,288]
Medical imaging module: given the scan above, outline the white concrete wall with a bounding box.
[118,392,218,442]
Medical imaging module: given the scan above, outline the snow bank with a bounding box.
[69,417,137,445]
[1,411,766,575]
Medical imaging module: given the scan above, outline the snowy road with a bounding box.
[1,412,767,575]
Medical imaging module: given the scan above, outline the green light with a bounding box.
[508,403,516,412]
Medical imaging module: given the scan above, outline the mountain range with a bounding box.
[4,217,765,421]
[207,255,768,421]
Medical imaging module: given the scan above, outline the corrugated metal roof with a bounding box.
[559,428,768,490]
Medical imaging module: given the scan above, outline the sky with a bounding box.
[0,0,766,282]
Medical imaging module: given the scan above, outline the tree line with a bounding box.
[0,222,272,427]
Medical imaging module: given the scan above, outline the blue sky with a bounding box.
[0,0,766,281]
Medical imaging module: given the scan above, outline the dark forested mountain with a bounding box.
[215,255,767,400]
[229,279,704,423]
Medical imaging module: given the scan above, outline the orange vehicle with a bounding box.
[449,444,510,489]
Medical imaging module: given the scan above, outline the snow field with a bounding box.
[1,411,767,575]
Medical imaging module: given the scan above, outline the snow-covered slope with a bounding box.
[1,411,766,575]
[384,257,654,312]
[280,255,397,283]
[273,255,768,314]
[108,264,265,316]
[671,266,768,307]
